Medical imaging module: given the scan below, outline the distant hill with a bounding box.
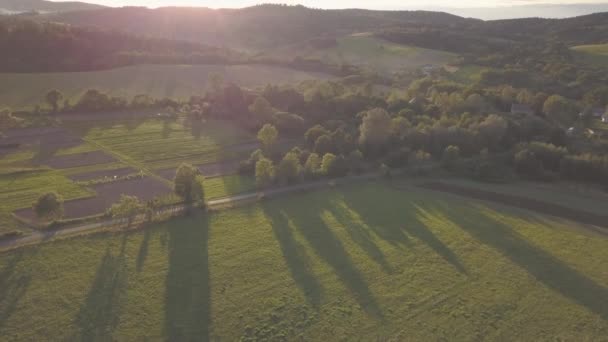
[443,3,608,20]
[43,4,608,52]
[45,4,470,49]
[0,0,104,13]
[0,17,242,72]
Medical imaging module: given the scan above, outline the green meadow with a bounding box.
[269,34,456,74]
[1,182,607,341]
[0,64,331,110]
[571,44,608,67]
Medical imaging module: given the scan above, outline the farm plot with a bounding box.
[67,167,138,182]
[82,119,255,169]
[14,176,171,220]
[0,169,92,233]
[1,182,607,341]
[45,151,116,169]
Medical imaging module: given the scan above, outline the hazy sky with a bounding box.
[52,0,608,10]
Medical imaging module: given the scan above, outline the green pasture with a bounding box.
[1,182,607,340]
[0,64,331,110]
[571,44,608,67]
[270,34,456,74]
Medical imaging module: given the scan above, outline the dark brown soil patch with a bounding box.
[419,182,608,231]
[68,167,138,182]
[46,151,115,169]
[15,177,171,220]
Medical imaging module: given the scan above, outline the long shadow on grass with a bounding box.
[73,240,128,341]
[136,228,152,272]
[406,204,468,275]
[435,202,608,320]
[327,198,393,274]
[0,252,31,331]
[341,188,467,274]
[263,204,323,308]
[282,202,384,318]
[164,212,211,340]
[340,188,411,246]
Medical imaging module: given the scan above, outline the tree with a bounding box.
[277,152,301,185]
[305,125,330,146]
[0,108,20,133]
[477,114,508,150]
[543,95,578,127]
[303,153,321,178]
[110,195,142,227]
[257,124,278,151]
[174,163,204,203]
[314,134,334,155]
[441,145,461,170]
[514,149,544,179]
[359,108,391,148]
[33,192,64,221]
[255,157,275,187]
[321,153,337,176]
[46,89,63,113]
[249,96,274,125]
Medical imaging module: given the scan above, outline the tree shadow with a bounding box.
[136,228,152,272]
[327,198,393,274]
[262,203,323,308]
[0,252,31,331]
[406,204,468,275]
[73,241,128,341]
[282,202,384,318]
[435,202,608,320]
[340,188,411,246]
[164,212,211,341]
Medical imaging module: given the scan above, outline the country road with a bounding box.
[0,173,380,251]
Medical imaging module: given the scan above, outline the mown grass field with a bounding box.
[203,175,256,200]
[269,34,456,75]
[1,182,607,341]
[571,44,608,67]
[0,64,331,110]
[437,178,608,216]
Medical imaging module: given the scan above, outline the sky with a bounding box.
[51,0,608,10]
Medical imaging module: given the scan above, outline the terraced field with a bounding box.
[1,182,607,340]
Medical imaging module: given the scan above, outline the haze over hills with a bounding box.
[0,0,105,13]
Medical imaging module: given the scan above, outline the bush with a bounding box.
[514,149,544,179]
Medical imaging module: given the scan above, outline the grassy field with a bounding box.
[448,65,488,84]
[269,34,456,75]
[571,44,608,67]
[437,178,608,216]
[204,174,256,200]
[0,64,331,110]
[1,181,607,340]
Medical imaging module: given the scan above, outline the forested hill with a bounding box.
[0,0,104,13]
[0,17,242,72]
[45,4,470,48]
[44,4,608,50]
